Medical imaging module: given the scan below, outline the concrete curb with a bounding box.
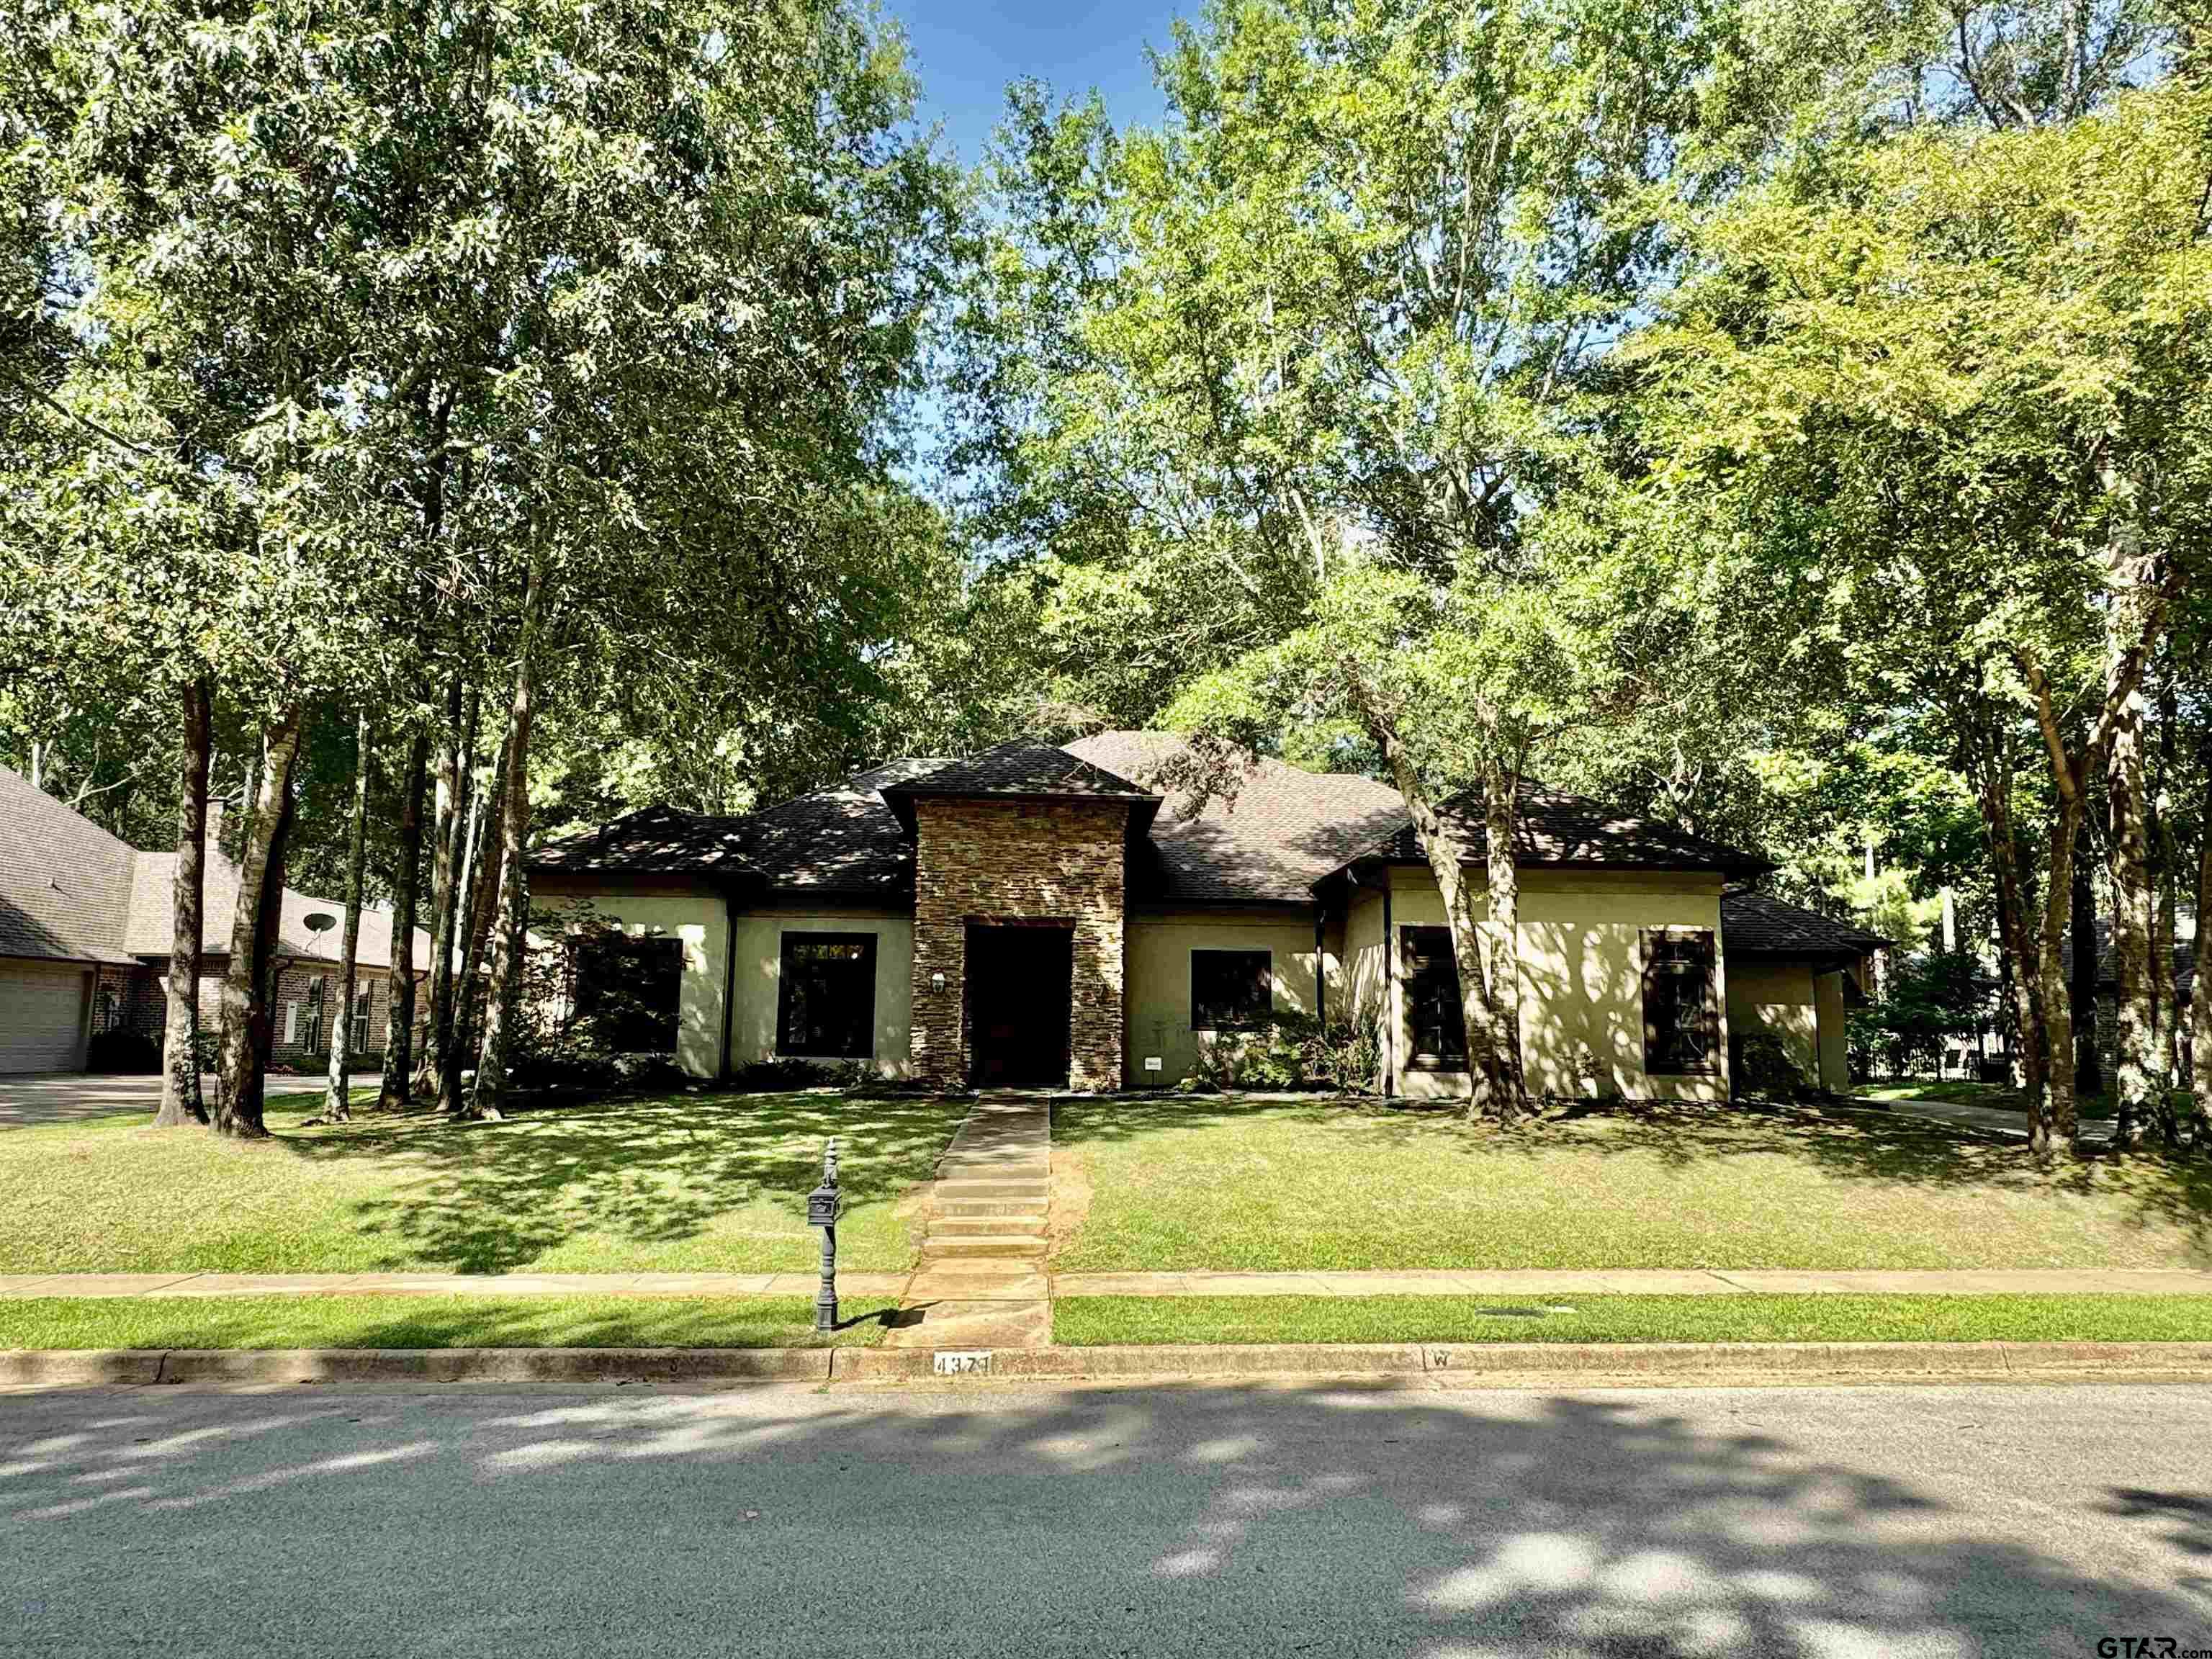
[8,1339,2212,1390]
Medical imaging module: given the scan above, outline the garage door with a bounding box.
[0,963,90,1074]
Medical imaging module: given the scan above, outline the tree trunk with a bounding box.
[469,559,546,1121]
[379,724,430,1111]
[253,793,297,1080]
[444,742,505,1109]
[1480,757,1527,1118]
[424,680,477,1108]
[1346,671,1512,1117]
[2191,808,2211,1148]
[2148,683,2182,1146]
[322,712,372,1123]
[156,678,212,1127]
[2037,803,2085,1153]
[2108,657,2155,1150]
[213,708,302,1138]
[2069,845,2100,1097]
[1968,723,2048,1139]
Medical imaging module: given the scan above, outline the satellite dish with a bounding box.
[303,912,338,935]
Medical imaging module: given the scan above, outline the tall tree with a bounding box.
[321,713,372,1123]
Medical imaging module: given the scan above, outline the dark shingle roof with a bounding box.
[530,760,947,897]
[0,766,140,963]
[529,802,757,877]
[0,766,428,968]
[1349,783,1773,878]
[1066,732,1407,905]
[1722,889,1889,958]
[883,742,1155,801]
[534,737,1776,905]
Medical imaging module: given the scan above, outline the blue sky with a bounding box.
[882,1,1191,166]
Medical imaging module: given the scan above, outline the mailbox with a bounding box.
[807,1184,844,1228]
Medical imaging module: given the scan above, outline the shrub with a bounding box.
[729,1058,837,1092]
[1183,1009,1382,1094]
[86,1028,160,1074]
[1732,1030,1814,1100]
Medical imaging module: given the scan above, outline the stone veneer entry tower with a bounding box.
[885,747,1158,1092]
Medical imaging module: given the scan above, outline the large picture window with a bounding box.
[574,932,683,1054]
[1642,929,1719,1075]
[1191,949,1272,1030]
[778,933,877,1059]
[1401,927,1467,1069]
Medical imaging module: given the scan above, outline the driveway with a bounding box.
[0,1072,380,1128]
[1848,1094,2118,1144]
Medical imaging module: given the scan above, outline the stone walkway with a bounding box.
[881,1095,1053,1350]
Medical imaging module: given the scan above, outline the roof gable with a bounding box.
[0,766,140,963]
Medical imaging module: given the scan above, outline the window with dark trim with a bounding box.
[302,976,327,1054]
[1401,927,1468,1069]
[574,933,683,1054]
[1191,950,1272,1030]
[777,933,877,1059]
[1642,929,1719,1075]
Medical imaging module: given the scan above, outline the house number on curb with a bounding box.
[933,1351,992,1375]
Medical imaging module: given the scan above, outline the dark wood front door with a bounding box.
[966,924,1073,1088]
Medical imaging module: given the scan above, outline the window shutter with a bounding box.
[284,1002,298,1044]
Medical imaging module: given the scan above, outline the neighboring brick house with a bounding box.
[531,734,1884,1097]
[0,765,430,1075]
[2062,918,2199,1083]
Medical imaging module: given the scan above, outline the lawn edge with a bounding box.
[7,1338,2212,1390]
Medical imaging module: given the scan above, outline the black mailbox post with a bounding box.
[807,1139,843,1332]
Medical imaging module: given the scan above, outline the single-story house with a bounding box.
[0,765,431,1074]
[529,734,1881,1097]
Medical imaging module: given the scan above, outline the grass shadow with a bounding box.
[269,1090,968,1274]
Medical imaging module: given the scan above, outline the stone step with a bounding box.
[936,1160,1048,1176]
[919,1235,1049,1260]
[934,1177,1048,1198]
[926,1214,1045,1238]
[935,1197,1050,1219]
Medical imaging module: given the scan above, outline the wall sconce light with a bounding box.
[930,972,946,991]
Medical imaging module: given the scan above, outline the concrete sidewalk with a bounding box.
[6,1267,2210,1300]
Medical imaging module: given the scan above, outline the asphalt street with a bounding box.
[2,1380,2207,1658]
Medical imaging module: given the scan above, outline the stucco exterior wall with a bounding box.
[1123,908,1326,1085]
[1726,958,1820,1086]
[729,909,913,1077]
[530,886,730,1079]
[1815,969,1850,1092]
[1345,866,1731,1102]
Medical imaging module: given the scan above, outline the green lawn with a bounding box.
[1051,1095,2212,1272]
[0,1090,966,1275]
[0,1294,894,1350]
[1054,1293,2212,1347]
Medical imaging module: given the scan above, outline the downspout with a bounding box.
[719,884,738,1084]
[1313,909,1326,1029]
[1381,875,1395,1097]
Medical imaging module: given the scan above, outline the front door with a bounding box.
[965,924,1073,1088]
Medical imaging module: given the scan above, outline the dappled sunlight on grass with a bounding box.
[0,1091,967,1275]
[1053,1094,2212,1272]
